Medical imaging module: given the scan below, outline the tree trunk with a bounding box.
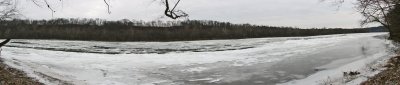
[388,4,400,41]
[0,39,10,48]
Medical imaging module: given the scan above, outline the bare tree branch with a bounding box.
[103,0,111,14]
[164,0,187,19]
[0,0,19,20]
[0,39,10,48]
[31,0,43,8]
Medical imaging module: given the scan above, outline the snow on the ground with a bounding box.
[278,52,393,85]
[0,33,392,85]
[278,34,397,85]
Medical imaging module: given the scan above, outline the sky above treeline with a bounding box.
[18,0,379,28]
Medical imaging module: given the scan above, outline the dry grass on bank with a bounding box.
[0,58,43,85]
[361,55,400,85]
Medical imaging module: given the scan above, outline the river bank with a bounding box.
[0,58,42,85]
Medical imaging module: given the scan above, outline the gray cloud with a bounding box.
[17,0,378,28]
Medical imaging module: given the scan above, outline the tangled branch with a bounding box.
[0,0,19,20]
[163,0,187,19]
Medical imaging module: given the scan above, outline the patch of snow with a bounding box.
[182,67,209,72]
[278,48,394,85]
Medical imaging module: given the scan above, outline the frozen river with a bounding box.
[0,33,395,85]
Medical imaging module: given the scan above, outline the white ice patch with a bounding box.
[182,67,209,72]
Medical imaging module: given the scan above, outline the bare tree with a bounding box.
[356,0,400,40]
[356,0,398,28]
[326,0,400,40]
[0,0,18,47]
[0,0,18,20]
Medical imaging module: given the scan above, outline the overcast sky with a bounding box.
[18,0,379,28]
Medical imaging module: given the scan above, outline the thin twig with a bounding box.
[104,0,111,14]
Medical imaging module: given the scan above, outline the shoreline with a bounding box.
[0,58,43,85]
[361,55,400,84]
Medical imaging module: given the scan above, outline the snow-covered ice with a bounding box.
[0,33,395,85]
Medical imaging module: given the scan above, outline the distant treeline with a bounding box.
[0,18,387,41]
